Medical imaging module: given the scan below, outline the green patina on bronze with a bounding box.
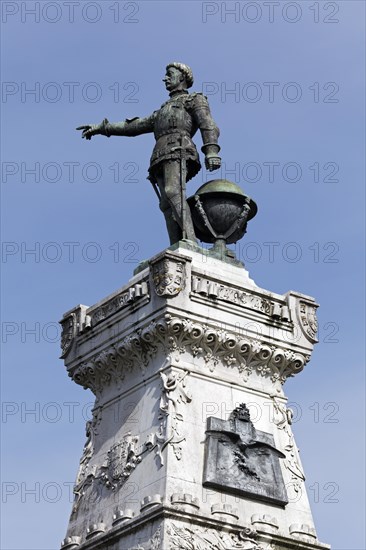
[194,179,245,196]
[187,179,257,255]
[77,64,257,255]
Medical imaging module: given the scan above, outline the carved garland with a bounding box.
[128,527,161,550]
[155,370,192,464]
[70,315,310,396]
[127,524,273,550]
[271,396,305,496]
[72,407,102,516]
[166,523,273,550]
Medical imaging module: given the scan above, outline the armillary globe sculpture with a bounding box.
[77,62,257,252]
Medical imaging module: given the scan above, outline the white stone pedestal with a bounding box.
[60,243,329,550]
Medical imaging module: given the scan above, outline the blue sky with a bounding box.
[1,1,365,548]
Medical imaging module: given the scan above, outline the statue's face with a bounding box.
[163,67,184,92]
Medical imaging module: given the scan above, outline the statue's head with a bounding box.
[163,62,194,92]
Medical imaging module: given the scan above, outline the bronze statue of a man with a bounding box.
[77,62,221,244]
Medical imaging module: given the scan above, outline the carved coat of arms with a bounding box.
[102,433,142,490]
[60,313,77,358]
[152,258,185,297]
[298,301,318,343]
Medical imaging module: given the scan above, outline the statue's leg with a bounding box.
[162,161,197,243]
[156,174,182,245]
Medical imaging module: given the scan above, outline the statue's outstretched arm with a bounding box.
[76,113,155,140]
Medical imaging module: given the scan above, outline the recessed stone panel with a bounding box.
[203,404,288,506]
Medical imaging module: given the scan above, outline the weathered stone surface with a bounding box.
[203,404,288,506]
[59,245,328,550]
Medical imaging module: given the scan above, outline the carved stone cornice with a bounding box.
[60,281,149,359]
[69,315,310,396]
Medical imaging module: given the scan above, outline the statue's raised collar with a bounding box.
[169,89,189,99]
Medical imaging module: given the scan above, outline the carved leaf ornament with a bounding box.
[70,315,309,396]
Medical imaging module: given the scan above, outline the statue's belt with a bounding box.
[154,129,192,139]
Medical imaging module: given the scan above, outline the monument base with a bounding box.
[60,244,328,550]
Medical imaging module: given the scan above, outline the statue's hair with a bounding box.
[166,62,194,88]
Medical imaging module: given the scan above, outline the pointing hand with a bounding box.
[76,124,100,140]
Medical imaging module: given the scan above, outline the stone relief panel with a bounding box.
[71,409,149,517]
[192,276,273,316]
[70,372,192,516]
[71,315,310,396]
[167,523,273,550]
[90,281,149,326]
[203,404,288,506]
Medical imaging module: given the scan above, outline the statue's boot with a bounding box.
[163,208,182,246]
[168,196,197,243]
